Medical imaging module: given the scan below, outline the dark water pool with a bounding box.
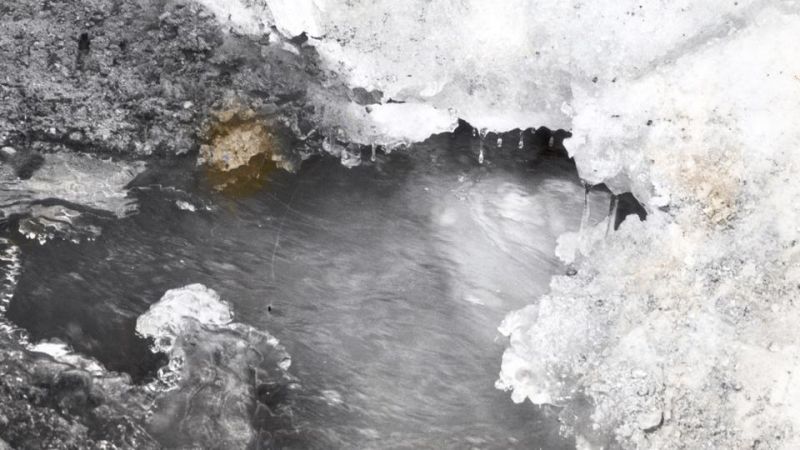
[5,130,610,448]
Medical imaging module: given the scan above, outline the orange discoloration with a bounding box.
[199,107,291,196]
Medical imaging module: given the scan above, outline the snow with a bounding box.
[195,0,800,447]
[498,8,800,447]
[244,0,765,144]
[135,283,234,354]
[29,340,105,374]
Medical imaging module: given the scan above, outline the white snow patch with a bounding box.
[136,283,233,354]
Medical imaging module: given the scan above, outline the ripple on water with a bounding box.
[4,133,597,448]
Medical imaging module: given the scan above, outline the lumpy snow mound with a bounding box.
[136,283,235,355]
[193,1,800,448]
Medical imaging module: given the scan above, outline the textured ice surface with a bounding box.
[0,152,144,218]
[0,152,143,243]
[497,8,800,449]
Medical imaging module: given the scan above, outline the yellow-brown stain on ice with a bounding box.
[199,107,284,197]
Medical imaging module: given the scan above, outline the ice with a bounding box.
[497,8,800,449]
[17,205,102,244]
[135,283,235,355]
[0,152,144,219]
[198,0,778,145]
[29,340,105,375]
[191,1,800,446]
[193,0,272,35]
[136,284,296,448]
[0,239,21,339]
[175,200,197,212]
[219,0,766,145]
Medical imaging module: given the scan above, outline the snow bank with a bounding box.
[1,152,143,218]
[497,8,800,449]
[199,0,772,147]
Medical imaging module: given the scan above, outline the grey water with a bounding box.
[4,130,610,448]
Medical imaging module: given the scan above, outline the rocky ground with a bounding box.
[0,334,158,449]
[0,0,336,161]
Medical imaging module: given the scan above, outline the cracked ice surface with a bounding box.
[197,0,800,447]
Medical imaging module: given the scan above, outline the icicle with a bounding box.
[606,194,619,235]
[478,127,488,164]
[370,144,377,162]
[323,130,337,153]
[579,183,592,234]
[572,182,593,264]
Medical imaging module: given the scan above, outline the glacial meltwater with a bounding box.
[2,130,611,449]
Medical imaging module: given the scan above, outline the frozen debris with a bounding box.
[198,106,297,173]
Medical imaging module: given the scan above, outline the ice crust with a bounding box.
[195,1,800,447]
[0,152,143,218]
[136,284,296,448]
[0,152,143,243]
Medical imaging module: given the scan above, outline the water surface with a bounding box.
[6,131,609,448]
